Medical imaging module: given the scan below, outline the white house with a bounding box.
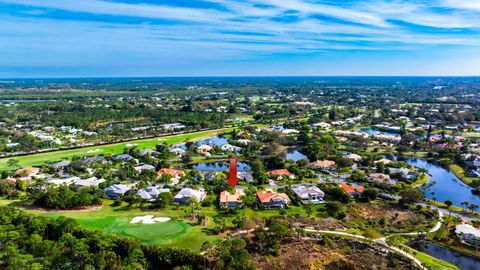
[293,186,325,204]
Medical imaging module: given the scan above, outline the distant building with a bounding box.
[310,160,336,170]
[134,164,156,172]
[157,168,185,179]
[15,167,40,177]
[369,173,397,186]
[267,169,295,180]
[111,154,135,162]
[139,149,159,156]
[238,171,254,183]
[346,153,363,162]
[221,143,241,153]
[256,191,290,209]
[82,156,107,166]
[74,177,106,187]
[50,160,71,169]
[292,186,325,204]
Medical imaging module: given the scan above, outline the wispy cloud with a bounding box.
[0,0,479,76]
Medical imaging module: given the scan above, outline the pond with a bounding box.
[410,241,480,270]
[403,157,480,208]
[191,161,251,171]
[285,149,309,162]
[195,136,228,147]
[357,128,401,137]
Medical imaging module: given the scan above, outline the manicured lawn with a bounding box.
[0,128,232,171]
[448,164,478,185]
[462,132,480,138]
[401,244,459,270]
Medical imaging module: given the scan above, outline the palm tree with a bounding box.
[461,201,469,213]
[468,203,479,214]
[444,200,453,217]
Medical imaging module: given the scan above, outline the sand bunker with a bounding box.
[86,149,100,153]
[125,143,138,147]
[130,215,171,224]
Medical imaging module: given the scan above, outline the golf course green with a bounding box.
[77,216,192,245]
[0,128,232,171]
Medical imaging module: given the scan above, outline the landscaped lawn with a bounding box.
[448,164,478,185]
[0,128,233,171]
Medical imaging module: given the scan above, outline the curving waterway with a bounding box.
[403,157,480,208]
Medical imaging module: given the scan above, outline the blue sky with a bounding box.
[1,0,480,77]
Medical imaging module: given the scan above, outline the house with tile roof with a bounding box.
[256,191,290,209]
[220,189,245,208]
[339,183,365,197]
[266,169,295,180]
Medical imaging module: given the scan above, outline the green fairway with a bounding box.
[0,128,232,171]
[76,216,191,245]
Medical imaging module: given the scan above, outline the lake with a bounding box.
[357,128,401,137]
[403,157,480,207]
[285,149,309,162]
[191,161,251,171]
[195,136,228,147]
[410,241,480,270]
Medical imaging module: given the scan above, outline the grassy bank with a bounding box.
[448,164,478,186]
[0,128,233,171]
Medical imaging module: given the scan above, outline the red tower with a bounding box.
[227,158,239,187]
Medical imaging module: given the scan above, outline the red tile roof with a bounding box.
[256,191,290,203]
[267,169,294,177]
[339,183,364,194]
[311,160,336,168]
[157,168,185,177]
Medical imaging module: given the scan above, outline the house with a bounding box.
[137,187,170,201]
[374,158,393,165]
[455,224,480,246]
[111,154,135,162]
[50,160,71,169]
[174,188,206,204]
[15,167,40,177]
[82,156,106,165]
[281,129,300,134]
[157,168,185,179]
[310,160,336,170]
[139,149,159,156]
[293,186,325,204]
[48,176,80,186]
[198,171,217,181]
[170,147,186,156]
[220,189,245,208]
[346,154,363,162]
[388,167,410,177]
[221,143,241,153]
[196,144,212,155]
[339,183,365,197]
[238,171,254,183]
[257,191,290,209]
[369,173,397,186]
[74,177,106,187]
[161,123,186,130]
[104,184,134,199]
[237,139,251,145]
[134,164,156,172]
[374,134,401,143]
[311,122,331,129]
[267,169,295,180]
